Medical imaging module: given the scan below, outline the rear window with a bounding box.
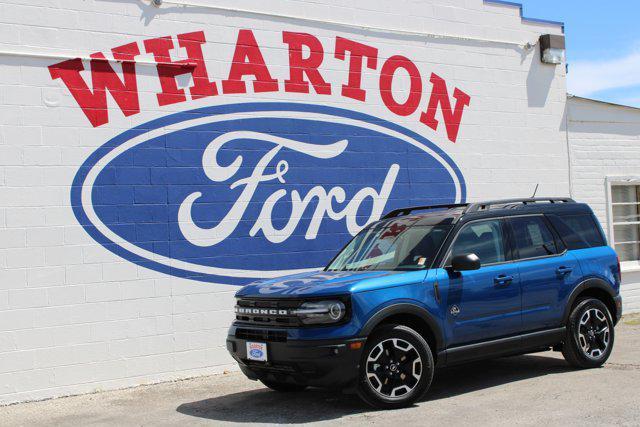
[547,214,605,250]
[509,216,558,259]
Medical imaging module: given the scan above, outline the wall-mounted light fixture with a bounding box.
[539,34,565,65]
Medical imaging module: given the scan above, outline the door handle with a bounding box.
[494,274,514,286]
[556,266,573,276]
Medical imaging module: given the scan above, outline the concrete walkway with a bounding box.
[3,315,640,426]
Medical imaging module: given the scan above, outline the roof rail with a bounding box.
[381,203,469,220]
[466,197,575,213]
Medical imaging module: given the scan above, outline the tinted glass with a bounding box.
[326,222,451,271]
[449,219,506,265]
[510,216,557,259]
[547,214,605,250]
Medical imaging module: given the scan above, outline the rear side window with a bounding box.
[509,216,558,259]
[547,214,605,249]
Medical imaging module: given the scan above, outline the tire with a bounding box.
[562,298,614,369]
[357,324,434,409]
[260,380,307,392]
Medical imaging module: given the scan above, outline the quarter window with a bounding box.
[547,214,605,250]
[610,184,640,262]
[510,216,558,259]
[448,219,506,265]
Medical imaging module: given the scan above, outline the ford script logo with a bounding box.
[71,103,465,284]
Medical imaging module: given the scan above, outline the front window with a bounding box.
[446,219,506,265]
[326,221,451,272]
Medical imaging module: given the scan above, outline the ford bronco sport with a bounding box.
[227,198,622,408]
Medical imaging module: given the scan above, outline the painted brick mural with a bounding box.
[0,0,568,403]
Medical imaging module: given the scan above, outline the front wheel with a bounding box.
[357,324,434,409]
[562,298,614,368]
[260,380,307,392]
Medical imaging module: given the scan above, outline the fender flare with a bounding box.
[359,303,444,351]
[563,278,617,323]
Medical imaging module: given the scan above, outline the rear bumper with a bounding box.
[614,294,623,324]
[227,330,365,389]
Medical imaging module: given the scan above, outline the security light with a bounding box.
[539,34,565,65]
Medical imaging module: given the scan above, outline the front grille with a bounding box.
[235,328,288,342]
[235,298,304,327]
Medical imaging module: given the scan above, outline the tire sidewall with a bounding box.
[567,298,614,367]
[357,324,434,409]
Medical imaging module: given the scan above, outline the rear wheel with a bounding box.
[357,324,434,409]
[260,380,307,392]
[562,298,614,368]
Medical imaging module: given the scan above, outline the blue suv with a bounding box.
[227,198,622,408]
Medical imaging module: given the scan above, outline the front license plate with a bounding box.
[246,342,268,362]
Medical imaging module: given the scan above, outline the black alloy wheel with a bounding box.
[357,324,434,409]
[578,307,611,359]
[562,298,614,369]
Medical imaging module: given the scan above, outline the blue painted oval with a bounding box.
[71,103,465,284]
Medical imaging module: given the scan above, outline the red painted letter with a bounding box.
[222,30,278,94]
[144,30,217,106]
[283,32,330,95]
[379,56,422,117]
[48,42,140,127]
[420,73,471,143]
[335,37,378,101]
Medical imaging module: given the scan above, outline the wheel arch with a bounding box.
[360,303,444,354]
[564,279,618,325]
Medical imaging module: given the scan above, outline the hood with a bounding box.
[235,269,428,298]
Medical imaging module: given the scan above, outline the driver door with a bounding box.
[437,219,522,348]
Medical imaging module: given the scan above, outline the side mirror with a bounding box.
[450,253,481,272]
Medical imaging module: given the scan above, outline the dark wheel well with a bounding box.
[375,313,438,363]
[572,287,617,322]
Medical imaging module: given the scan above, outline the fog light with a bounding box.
[539,34,565,65]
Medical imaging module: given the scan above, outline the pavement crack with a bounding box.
[604,362,640,371]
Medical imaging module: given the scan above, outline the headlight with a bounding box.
[293,300,346,325]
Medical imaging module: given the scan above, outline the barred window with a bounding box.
[611,184,640,263]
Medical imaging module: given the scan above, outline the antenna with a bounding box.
[531,183,539,198]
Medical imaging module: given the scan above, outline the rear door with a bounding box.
[438,218,522,347]
[508,215,583,332]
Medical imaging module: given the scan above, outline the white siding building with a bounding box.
[567,96,640,314]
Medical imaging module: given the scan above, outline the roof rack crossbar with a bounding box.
[382,203,469,220]
[466,197,575,213]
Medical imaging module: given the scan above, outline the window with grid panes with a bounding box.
[611,184,640,262]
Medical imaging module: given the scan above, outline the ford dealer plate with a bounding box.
[246,342,268,362]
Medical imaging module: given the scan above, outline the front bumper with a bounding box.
[227,327,365,389]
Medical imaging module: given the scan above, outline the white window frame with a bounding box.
[606,176,640,272]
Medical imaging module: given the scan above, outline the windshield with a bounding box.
[326,222,451,272]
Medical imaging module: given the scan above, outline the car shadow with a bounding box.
[176,353,574,424]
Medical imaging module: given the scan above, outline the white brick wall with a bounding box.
[0,0,567,404]
[567,96,640,314]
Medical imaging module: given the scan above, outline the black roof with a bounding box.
[379,198,593,227]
